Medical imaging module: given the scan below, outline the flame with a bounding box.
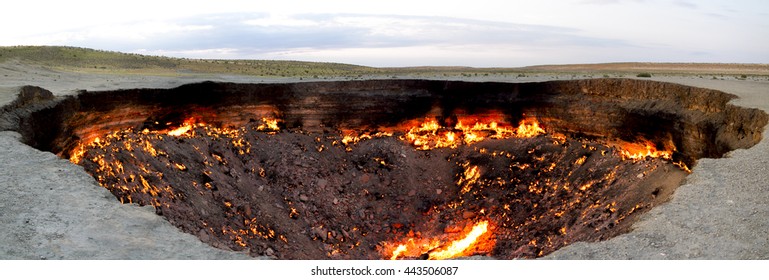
[610,139,692,171]
[515,119,545,138]
[617,140,672,160]
[340,131,393,146]
[167,117,201,137]
[386,220,493,260]
[457,164,480,194]
[69,110,695,258]
[256,117,280,132]
[428,220,489,260]
[401,117,545,150]
[69,143,86,163]
[390,245,407,260]
[401,120,447,150]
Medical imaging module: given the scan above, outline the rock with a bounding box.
[359,174,370,184]
[408,190,416,196]
[198,229,210,243]
[312,227,326,240]
[264,247,275,257]
[316,178,328,188]
[462,211,476,219]
[299,194,309,202]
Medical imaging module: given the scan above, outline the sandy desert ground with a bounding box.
[1,60,768,259]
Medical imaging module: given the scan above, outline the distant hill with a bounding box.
[0,46,378,77]
[519,62,769,75]
[2,46,767,77]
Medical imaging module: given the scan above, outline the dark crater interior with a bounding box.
[1,78,766,259]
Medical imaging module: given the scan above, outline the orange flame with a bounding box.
[617,140,672,160]
[167,117,201,137]
[341,131,393,146]
[256,117,280,132]
[386,220,493,260]
[69,143,87,164]
[401,117,545,150]
[390,245,408,260]
[515,119,545,138]
[167,124,193,136]
[428,220,489,260]
[458,164,480,194]
[608,139,692,171]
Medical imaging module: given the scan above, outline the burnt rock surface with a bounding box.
[1,78,766,259]
[77,123,686,259]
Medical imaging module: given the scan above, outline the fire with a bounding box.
[401,120,447,150]
[341,131,393,146]
[390,245,407,260]
[608,139,691,172]
[428,220,489,260]
[617,140,673,160]
[67,109,693,259]
[401,117,546,150]
[167,124,192,136]
[69,143,87,163]
[256,117,280,132]
[167,117,202,137]
[457,164,480,194]
[515,119,545,138]
[386,220,493,260]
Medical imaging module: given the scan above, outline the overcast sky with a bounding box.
[1,0,767,67]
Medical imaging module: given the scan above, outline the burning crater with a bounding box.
[2,79,766,259]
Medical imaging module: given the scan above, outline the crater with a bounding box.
[2,78,766,259]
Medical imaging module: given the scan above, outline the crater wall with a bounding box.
[2,79,766,167]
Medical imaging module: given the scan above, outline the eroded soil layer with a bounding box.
[79,122,685,259]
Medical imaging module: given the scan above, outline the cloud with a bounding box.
[7,7,765,67]
[578,0,646,5]
[17,11,629,66]
[106,13,630,60]
[673,0,698,9]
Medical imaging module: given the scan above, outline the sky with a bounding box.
[1,0,767,67]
